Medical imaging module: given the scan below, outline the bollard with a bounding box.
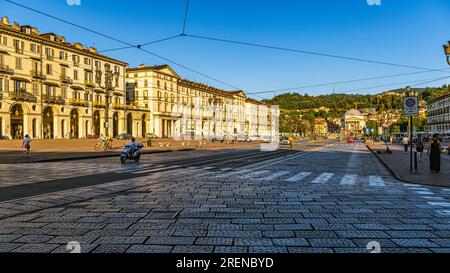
[414,151,418,172]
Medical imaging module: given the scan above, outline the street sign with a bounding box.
[403,96,419,116]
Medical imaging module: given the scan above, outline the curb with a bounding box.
[9,148,195,164]
[366,144,410,183]
[367,144,450,188]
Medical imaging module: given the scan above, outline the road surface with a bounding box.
[0,141,450,253]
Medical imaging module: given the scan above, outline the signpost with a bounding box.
[403,96,419,172]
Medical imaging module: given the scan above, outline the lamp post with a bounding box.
[95,66,119,137]
[444,41,450,66]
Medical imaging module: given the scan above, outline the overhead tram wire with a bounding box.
[182,0,190,35]
[246,68,450,95]
[341,75,450,94]
[100,0,189,53]
[98,34,183,53]
[5,0,241,91]
[8,0,446,100]
[184,34,450,74]
[411,76,450,87]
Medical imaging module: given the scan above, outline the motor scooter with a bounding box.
[120,142,144,163]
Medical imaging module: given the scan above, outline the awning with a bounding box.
[44,81,60,87]
[10,77,31,83]
[0,50,9,55]
[70,85,84,91]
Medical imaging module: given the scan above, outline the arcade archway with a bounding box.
[10,104,24,139]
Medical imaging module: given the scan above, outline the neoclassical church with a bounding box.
[343,109,366,136]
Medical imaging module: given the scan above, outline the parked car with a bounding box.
[281,137,290,145]
[236,135,248,142]
[347,137,355,143]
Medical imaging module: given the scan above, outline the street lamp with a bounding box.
[444,41,450,66]
[95,65,120,137]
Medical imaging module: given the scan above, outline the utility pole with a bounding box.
[95,64,119,137]
[403,86,418,173]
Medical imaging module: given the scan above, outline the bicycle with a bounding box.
[94,140,107,151]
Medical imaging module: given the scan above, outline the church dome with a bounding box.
[344,109,363,116]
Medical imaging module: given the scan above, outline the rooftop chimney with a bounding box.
[1,16,10,26]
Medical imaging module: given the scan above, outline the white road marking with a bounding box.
[368,176,385,187]
[214,169,251,178]
[423,196,444,200]
[436,210,450,216]
[285,172,312,182]
[240,170,270,179]
[427,202,450,207]
[260,171,290,181]
[134,165,179,174]
[415,191,435,195]
[340,174,357,185]
[312,173,334,184]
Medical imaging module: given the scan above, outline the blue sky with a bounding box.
[1,0,449,99]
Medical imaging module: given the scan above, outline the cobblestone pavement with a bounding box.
[1,142,450,253]
[0,148,250,188]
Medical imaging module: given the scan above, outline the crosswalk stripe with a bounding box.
[240,170,270,179]
[214,169,251,178]
[340,174,357,185]
[260,171,290,181]
[427,202,450,207]
[134,165,179,174]
[285,172,312,182]
[312,173,334,184]
[368,176,385,187]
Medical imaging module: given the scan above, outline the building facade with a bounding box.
[0,16,129,140]
[427,93,450,133]
[126,64,276,140]
[314,118,328,136]
[0,17,277,141]
[343,109,366,136]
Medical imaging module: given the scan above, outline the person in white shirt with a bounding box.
[402,136,409,153]
[23,134,31,154]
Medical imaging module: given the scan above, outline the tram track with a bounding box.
[0,148,302,202]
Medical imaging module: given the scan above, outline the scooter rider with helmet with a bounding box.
[127,137,138,156]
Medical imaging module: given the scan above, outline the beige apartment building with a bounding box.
[427,93,450,133]
[0,16,277,141]
[0,16,129,140]
[126,64,276,140]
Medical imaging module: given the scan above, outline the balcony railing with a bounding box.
[111,103,126,110]
[126,102,140,109]
[0,64,14,75]
[30,70,47,80]
[60,75,73,84]
[46,54,54,61]
[93,100,106,108]
[8,90,37,103]
[43,95,65,105]
[69,98,89,107]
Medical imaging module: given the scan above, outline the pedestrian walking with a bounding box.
[402,136,409,153]
[415,134,424,160]
[428,134,441,173]
[288,136,294,149]
[23,134,31,154]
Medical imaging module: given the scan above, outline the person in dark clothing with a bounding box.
[415,134,424,160]
[428,134,441,173]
